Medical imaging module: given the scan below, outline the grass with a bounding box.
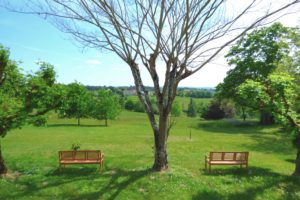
[0,111,300,200]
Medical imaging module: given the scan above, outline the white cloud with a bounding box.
[85,59,101,65]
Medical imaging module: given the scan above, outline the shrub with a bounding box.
[29,115,48,127]
[202,100,225,120]
[125,99,135,111]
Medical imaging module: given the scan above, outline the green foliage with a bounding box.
[216,23,298,113]
[124,97,145,113]
[201,100,225,120]
[177,88,214,98]
[28,115,48,127]
[150,98,159,115]
[187,98,197,117]
[0,45,60,137]
[35,61,56,86]
[238,72,299,144]
[25,62,64,116]
[0,45,9,84]
[71,142,80,151]
[58,82,91,124]
[91,89,121,126]
[125,99,135,111]
[171,100,182,117]
[220,99,236,118]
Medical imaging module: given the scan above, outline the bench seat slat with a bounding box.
[60,160,101,164]
[209,161,247,165]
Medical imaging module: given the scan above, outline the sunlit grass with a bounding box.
[0,110,299,200]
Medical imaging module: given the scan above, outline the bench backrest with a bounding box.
[59,150,101,161]
[209,152,249,161]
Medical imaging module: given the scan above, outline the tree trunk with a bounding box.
[0,142,7,175]
[293,136,300,176]
[105,118,108,127]
[152,115,168,171]
[259,111,274,125]
[293,149,300,176]
[241,107,246,121]
[77,117,80,126]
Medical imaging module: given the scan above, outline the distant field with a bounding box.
[0,111,299,200]
[127,95,211,110]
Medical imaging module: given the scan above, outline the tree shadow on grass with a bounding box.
[5,166,151,200]
[285,159,296,164]
[195,119,278,135]
[242,133,293,154]
[47,124,106,128]
[68,168,152,200]
[196,120,293,154]
[194,166,300,200]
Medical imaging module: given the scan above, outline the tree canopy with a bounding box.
[91,89,122,126]
[217,23,296,103]
[238,72,300,175]
[58,82,91,126]
[216,23,300,123]
[0,45,63,174]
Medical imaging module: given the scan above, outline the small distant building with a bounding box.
[123,87,137,96]
[123,87,154,96]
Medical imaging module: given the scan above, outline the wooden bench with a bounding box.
[58,150,104,169]
[205,152,249,173]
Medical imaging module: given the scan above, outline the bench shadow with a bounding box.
[201,166,278,177]
[5,166,151,200]
[194,167,300,200]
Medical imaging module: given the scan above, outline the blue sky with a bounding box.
[0,3,299,87]
[0,6,134,86]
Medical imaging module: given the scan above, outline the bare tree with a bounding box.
[3,0,300,171]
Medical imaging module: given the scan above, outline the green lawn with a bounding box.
[0,111,299,200]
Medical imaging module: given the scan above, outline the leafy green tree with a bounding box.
[91,89,121,126]
[187,98,197,117]
[125,99,135,111]
[0,45,62,174]
[216,23,297,124]
[238,72,300,176]
[133,100,145,113]
[276,31,300,114]
[59,82,91,125]
[201,100,225,120]
[26,62,64,117]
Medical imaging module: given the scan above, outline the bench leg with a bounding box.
[98,160,104,171]
[59,164,65,171]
